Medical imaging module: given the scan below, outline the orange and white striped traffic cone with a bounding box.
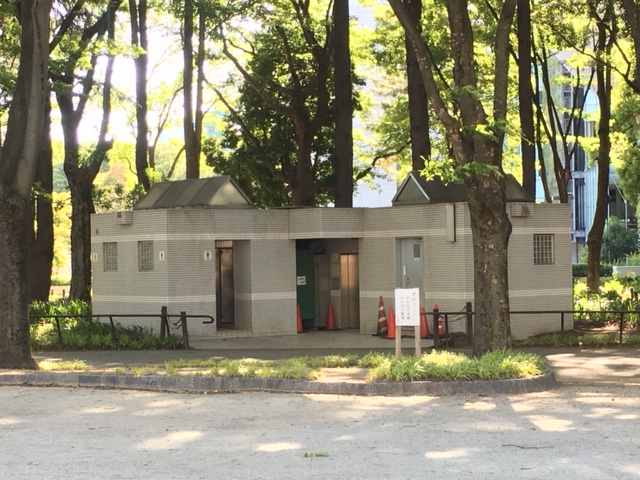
[374,296,388,337]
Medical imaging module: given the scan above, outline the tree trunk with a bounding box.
[333,0,353,208]
[404,0,430,171]
[0,0,51,369]
[586,5,614,292]
[66,167,95,301]
[621,0,640,93]
[27,97,54,301]
[58,3,116,301]
[291,132,316,206]
[194,11,205,177]
[467,167,512,355]
[130,0,150,190]
[517,0,535,199]
[388,0,516,355]
[183,0,198,179]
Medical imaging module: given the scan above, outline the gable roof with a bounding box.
[392,171,534,206]
[134,176,253,210]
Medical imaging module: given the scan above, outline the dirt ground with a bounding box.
[1,383,640,479]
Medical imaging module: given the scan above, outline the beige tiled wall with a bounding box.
[91,202,572,341]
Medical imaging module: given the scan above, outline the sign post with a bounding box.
[394,288,421,360]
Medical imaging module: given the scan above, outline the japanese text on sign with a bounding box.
[394,288,420,326]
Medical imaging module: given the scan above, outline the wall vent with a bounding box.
[509,204,531,218]
[115,211,133,225]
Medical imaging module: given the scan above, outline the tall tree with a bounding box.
[388,0,517,355]
[532,42,594,204]
[27,98,54,301]
[404,0,430,171]
[333,0,353,207]
[215,0,334,206]
[586,0,615,291]
[53,0,121,301]
[0,0,51,368]
[517,0,535,198]
[182,0,205,179]
[620,0,640,93]
[129,0,150,190]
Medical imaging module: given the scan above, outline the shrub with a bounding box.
[29,298,91,324]
[572,264,613,278]
[601,217,638,264]
[574,276,640,328]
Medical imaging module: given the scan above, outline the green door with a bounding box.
[296,250,316,329]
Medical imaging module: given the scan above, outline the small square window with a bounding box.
[533,234,554,265]
[103,242,118,272]
[139,241,154,271]
[413,244,421,259]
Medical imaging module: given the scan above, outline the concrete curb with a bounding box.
[0,371,557,396]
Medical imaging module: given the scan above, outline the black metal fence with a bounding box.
[432,303,640,347]
[29,306,215,348]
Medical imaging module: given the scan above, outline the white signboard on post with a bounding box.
[394,288,420,326]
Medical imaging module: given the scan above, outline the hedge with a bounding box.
[572,264,613,278]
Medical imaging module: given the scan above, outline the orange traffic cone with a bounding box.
[326,303,337,331]
[420,306,430,339]
[374,296,388,337]
[296,304,303,333]
[383,307,396,339]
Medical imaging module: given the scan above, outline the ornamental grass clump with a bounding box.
[271,358,318,380]
[366,349,545,382]
[321,354,359,368]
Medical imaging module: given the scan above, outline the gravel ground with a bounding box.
[1,384,640,479]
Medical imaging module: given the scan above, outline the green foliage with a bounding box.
[573,276,640,328]
[93,183,147,213]
[320,354,360,368]
[366,349,545,382]
[29,298,91,321]
[601,217,638,264]
[206,0,361,207]
[358,351,390,368]
[271,358,317,380]
[162,350,544,381]
[421,157,502,185]
[514,332,621,347]
[303,451,329,458]
[29,300,184,350]
[625,253,640,266]
[38,359,90,372]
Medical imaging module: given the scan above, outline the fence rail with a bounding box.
[29,308,215,348]
[433,304,640,347]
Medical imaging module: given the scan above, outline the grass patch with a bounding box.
[38,359,90,372]
[40,352,546,382]
[514,331,628,348]
[366,349,545,382]
[303,452,329,458]
[130,367,158,376]
[159,350,545,382]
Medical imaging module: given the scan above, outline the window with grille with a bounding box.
[103,242,118,271]
[138,241,154,271]
[533,234,554,265]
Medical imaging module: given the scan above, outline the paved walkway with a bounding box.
[30,331,640,386]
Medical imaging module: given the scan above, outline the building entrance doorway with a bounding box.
[216,240,235,327]
[340,254,360,329]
